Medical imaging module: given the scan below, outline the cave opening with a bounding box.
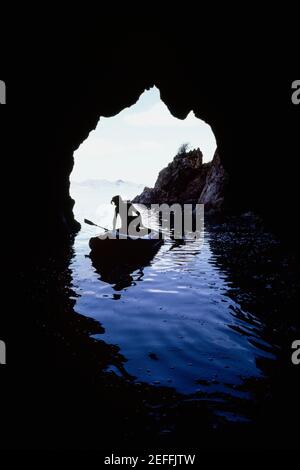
[68,86,245,394]
[70,85,217,232]
[4,33,299,451]
[67,84,277,399]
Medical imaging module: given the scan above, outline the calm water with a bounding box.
[70,183,276,422]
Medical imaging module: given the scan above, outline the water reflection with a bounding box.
[90,238,163,291]
[70,209,279,423]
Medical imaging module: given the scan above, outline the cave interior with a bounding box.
[2,31,300,450]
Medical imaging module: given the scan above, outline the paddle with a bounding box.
[84,218,109,232]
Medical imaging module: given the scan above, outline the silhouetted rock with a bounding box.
[133,148,210,205]
[133,148,228,212]
[199,151,229,213]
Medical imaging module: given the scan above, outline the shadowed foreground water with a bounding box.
[70,203,289,425]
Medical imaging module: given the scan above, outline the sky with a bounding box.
[71,86,216,187]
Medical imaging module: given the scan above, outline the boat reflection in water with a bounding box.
[89,231,164,290]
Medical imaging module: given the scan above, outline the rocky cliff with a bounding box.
[198,151,229,212]
[133,148,228,212]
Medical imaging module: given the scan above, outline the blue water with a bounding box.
[70,183,276,422]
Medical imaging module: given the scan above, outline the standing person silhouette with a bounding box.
[111,195,143,236]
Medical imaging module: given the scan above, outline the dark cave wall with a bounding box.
[2,28,299,450]
[7,32,299,254]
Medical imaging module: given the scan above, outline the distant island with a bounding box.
[71,178,144,191]
[70,179,145,221]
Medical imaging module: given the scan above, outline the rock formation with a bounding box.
[198,151,229,212]
[133,148,228,212]
[7,31,299,256]
[5,27,300,451]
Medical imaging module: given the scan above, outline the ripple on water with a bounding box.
[71,220,276,422]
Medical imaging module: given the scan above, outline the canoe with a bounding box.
[89,230,163,262]
[89,231,163,289]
